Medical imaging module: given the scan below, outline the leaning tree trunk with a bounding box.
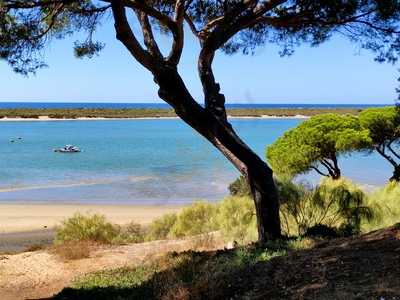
[390,165,400,181]
[154,66,281,242]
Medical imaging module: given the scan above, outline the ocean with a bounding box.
[0,103,392,204]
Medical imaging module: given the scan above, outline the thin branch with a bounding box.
[184,13,199,37]
[376,145,399,168]
[120,0,176,30]
[387,140,400,160]
[135,10,163,60]
[311,166,329,177]
[167,0,185,65]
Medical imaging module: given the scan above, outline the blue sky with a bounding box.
[0,17,398,104]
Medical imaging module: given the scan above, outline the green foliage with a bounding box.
[228,176,251,197]
[217,196,257,244]
[359,106,400,146]
[170,201,219,238]
[280,178,375,236]
[359,107,400,180]
[267,114,371,178]
[3,1,400,75]
[362,181,400,232]
[55,213,145,245]
[145,213,177,241]
[55,213,121,244]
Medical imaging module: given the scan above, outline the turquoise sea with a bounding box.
[0,117,391,204]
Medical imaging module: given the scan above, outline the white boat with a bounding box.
[54,145,81,153]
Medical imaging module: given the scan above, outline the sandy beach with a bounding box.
[0,203,184,252]
[0,115,309,121]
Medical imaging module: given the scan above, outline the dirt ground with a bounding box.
[0,235,222,300]
[222,224,400,299]
[1,225,400,300]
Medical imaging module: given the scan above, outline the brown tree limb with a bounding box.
[135,10,163,60]
[111,0,154,70]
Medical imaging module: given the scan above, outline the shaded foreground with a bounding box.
[55,224,400,300]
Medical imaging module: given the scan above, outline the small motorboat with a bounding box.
[54,145,81,153]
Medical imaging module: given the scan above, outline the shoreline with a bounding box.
[0,115,310,121]
[0,203,185,234]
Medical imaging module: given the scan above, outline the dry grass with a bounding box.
[24,244,47,252]
[51,240,97,261]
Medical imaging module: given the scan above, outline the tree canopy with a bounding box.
[266,114,371,179]
[359,106,400,180]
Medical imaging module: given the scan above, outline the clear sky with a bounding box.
[0,17,398,104]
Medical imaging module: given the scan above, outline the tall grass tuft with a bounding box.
[170,201,219,238]
[145,213,178,241]
[217,196,257,244]
[362,181,400,232]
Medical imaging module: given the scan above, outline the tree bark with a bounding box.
[390,165,400,181]
[153,65,281,241]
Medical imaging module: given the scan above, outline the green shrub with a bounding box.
[145,213,177,241]
[114,221,145,244]
[217,196,257,244]
[171,201,218,238]
[55,213,121,244]
[362,181,400,232]
[280,178,375,236]
[228,176,251,197]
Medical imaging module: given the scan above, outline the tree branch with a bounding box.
[311,166,329,177]
[376,145,399,168]
[135,10,163,60]
[387,140,400,160]
[111,0,154,70]
[184,13,199,37]
[167,0,185,65]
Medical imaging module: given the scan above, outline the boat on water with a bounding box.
[54,145,81,153]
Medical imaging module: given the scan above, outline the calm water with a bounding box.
[0,118,391,204]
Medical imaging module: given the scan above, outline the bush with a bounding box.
[228,176,251,197]
[146,213,177,241]
[114,221,146,244]
[171,201,219,238]
[362,181,400,232]
[55,213,121,244]
[217,196,257,244]
[280,178,375,236]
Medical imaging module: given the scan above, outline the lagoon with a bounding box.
[0,118,390,204]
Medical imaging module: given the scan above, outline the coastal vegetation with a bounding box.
[0,107,364,119]
[267,107,400,182]
[4,0,399,242]
[267,114,371,179]
[359,107,400,181]
[50,177,400,299]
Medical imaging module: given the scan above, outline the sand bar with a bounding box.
[0,203,185,233]
[0,115,309,121]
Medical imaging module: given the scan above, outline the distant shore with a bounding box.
[0,107,366,121]
[0,115,311,121]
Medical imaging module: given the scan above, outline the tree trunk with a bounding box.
[153,66,281,241]
[390,165,400,181]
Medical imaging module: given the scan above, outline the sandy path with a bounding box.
[0,236,221,300]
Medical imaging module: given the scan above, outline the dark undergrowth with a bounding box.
[54,224,400,300]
